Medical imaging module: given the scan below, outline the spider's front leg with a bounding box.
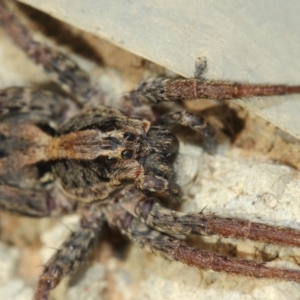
[135,77,300,103]
[35,206,106,300]
[118,185,300,248]
[103,194,300,283]
[118,71,300,149]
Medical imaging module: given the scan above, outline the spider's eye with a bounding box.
[124,132,135,141]
[121,149,134,159]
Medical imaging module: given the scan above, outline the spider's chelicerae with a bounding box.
[1,2,300,299]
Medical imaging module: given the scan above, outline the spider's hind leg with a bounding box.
[35,206,105,300]
[0,1,103,105]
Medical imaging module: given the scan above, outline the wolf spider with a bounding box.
[1,1,300,299]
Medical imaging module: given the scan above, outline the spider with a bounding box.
[1,2,300,300]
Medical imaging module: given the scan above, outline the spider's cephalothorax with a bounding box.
[50,106,180,202]
[2,2,300,300]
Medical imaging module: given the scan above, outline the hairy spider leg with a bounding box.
[35,208,105,300]
[104,196,300,283]
[0,87,71,121]
[119,185,300,248]
[0,1,101,105]
[157,110,216,138]
[135,78,300,103]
